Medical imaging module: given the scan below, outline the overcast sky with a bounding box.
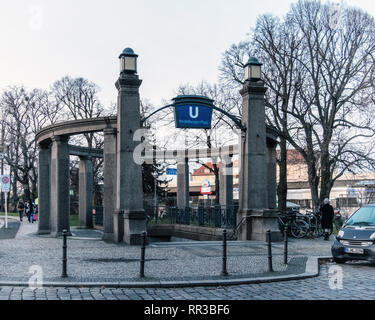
[0,0,374,110]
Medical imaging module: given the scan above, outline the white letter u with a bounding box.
[189,107,199,119]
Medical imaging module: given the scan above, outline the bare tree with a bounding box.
[51,76,112,206]
[220,0,375,210]
[0,86,60,206]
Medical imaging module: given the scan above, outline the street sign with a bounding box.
[166,168,177,175]
[200,179,212,195]
[0,175,10,192]
[173,95,214,129]
[174,105,213,129]
[0,175,10,229]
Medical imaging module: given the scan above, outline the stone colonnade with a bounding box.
[36,58,280,243]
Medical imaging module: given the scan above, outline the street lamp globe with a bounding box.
[119,47,138,74]
[244,56,262,82]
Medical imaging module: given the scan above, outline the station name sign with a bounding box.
[173,95,214,129]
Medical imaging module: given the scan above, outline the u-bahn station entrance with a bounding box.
[36,48,282,245]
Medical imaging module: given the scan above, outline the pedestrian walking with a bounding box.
[17,199,25,222]
[26,199,35,223]
[320,198,334,241]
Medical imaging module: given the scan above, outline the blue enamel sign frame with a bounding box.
[174,104,213,129]
[173,95,214,129]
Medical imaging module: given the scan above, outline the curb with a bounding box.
[0,256,332,288]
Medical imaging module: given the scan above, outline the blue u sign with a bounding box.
[174,105,213,129]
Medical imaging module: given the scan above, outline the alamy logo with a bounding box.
[328,2,345,31]
[189,106,199,119]
[28,265,43,290]
[29,6,44,30]
[328,265,343,290]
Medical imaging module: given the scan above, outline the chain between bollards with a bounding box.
[61,229,68,278]
[140,231,147,278]
[221,229,228,276]
[267,230,273,272]
[284,225,288,264]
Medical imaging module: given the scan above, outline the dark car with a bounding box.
[332,204,375,264]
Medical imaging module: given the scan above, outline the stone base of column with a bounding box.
[237,209,282,242]
[123,210,147,245]
[113,210,124,243]
[102,232,114,241]
[51,230,72,237]
[37,228,51,235]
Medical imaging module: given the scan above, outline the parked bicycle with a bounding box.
[303,210,325,238]
[278,211,309,238]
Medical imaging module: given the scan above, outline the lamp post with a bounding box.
[119,47,138,74]
[153,171,158,223]
[115,47,146,245]
[244,56,263,82]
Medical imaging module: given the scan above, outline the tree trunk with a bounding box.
[11,168,18,211]
[277,137,288,212]
[306,157,320,211]
[319,146,333,203]
[214,164,220,205]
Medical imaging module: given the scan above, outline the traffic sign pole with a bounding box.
[1,175,11,228]
[4,192,7,229]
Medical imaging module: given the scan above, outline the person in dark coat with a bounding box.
[26,199,35,223]
[320,198,334,241]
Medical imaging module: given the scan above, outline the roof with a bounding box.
[276,149,305,164]
[192,162,220,176]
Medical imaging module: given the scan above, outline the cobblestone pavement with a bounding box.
[0,262,373,300]
[0,219,333,283]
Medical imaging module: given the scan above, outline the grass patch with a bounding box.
[70,214,79,227]
[0,212,18,217]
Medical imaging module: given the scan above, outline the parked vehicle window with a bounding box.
[346,207,375,226]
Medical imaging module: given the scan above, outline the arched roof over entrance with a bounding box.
[36,116,278,158]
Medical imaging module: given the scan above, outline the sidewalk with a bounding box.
[0,219,333,287]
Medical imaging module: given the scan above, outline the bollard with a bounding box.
[62,229,68,278]
[140,231,147,278]
[284,225,288,264]
[267,230,273,272]
[221,229,228,276]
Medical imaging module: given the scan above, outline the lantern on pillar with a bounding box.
[244,57,262,82]
[119,48,138,74]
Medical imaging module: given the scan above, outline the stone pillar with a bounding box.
[78,156,93,229]
[103,128,117,241]
[115,70,146,245]
[50,136,71,237]
[267,141,277,210]
[37,141,51,235]
[238,81,281,241]
[219,155,233,208]
[177,157,189,209]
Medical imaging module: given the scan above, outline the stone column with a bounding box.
[115,71,146,245]
[219,155,233,208]
[177,157,189,209]
[103,128,117,241]
[238,81,282,241]
[50,136,71,237]
[37,141,51,235]
[267,141,278,210]
[78,156,93,229]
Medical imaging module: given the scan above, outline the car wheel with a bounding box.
[333,257,346,264]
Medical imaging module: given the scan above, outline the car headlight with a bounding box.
[362,241,373,246]
[370,232,375,240]
[337,230,344,238]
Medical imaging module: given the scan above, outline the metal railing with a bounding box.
[147,205,238,229]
